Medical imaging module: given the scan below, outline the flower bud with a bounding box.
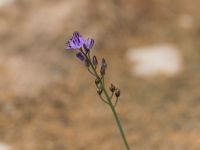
[93,56,98,66]
[110,83,116,92]
[97,88,102,95]
[76,52,85,61]
[85,59,90,67]
[115,88,120,97]
[100,58,107,76]
[100,67,105,76]
[95,78,100,85]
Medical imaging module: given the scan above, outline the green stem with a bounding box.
[114,97,119,107]
[87,58,130,149]
[101,85,130,150]
[81,50,130,149]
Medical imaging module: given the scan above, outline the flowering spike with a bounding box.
[65,31,130,150]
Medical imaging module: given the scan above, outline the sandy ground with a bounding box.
[0,0,200,149]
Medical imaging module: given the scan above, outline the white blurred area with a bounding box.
[0,143,11,150]
[126,44,183,77]
[0,0,14,7]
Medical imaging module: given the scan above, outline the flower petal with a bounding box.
[65,32,86,50]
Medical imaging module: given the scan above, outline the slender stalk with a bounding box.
[66,33,130,149]
[80,49,130,149]
[86,56,130,149]
[100,83,130,150]
[114,97,119,107]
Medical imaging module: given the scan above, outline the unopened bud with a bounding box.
[100,58,107,76]
[97,89,102,95]
[93,56,98,66]
[100,67,105,76]
[85,59,90,67]
[110,84,116,92]
[115,89,120,97]
[95,78,100,85]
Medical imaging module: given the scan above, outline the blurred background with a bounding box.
[0,0,200,149]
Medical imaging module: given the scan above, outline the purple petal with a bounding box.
[86,38,94,49]
[65,32,86,50]
[87,39,94,49]
[83,38,94,52]
[73,32,81,38]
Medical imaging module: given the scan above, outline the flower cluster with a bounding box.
[65,32,130,150]
[65,32,94,62]
[65,32,120,106]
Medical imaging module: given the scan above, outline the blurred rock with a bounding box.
[0,0,13,7]
[126,44,183,77]
[0,143,11,150]
[0,54,57,96]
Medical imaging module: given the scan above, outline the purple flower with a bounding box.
[76,52,85,61]
[65,32,86,50]
[65,32,94,52]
